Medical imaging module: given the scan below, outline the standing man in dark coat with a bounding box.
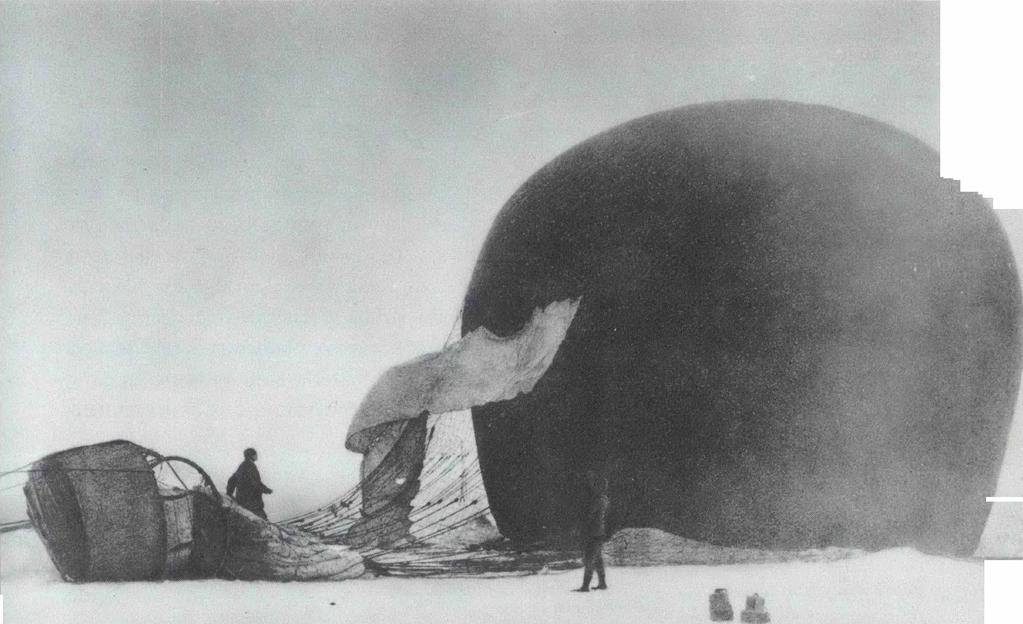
[575,470,610,592]
[226,448,273,520]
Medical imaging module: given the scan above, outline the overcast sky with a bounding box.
[0,2,948,521]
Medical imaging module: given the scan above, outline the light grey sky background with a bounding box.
[0,2,950,521]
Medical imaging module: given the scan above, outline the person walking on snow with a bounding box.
[575,470,610,592]
[226,447,273,520]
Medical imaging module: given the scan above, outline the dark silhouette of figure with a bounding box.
[226,448,273,520]
[575,471,609,592]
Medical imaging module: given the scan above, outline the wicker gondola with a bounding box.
[23,440,363,582]
[23,440,224,581]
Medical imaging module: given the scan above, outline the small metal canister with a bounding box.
[710,588,734,621]
[740,593,771,623]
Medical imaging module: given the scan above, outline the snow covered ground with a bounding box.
[1,528,982,624]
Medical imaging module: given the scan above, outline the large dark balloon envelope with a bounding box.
[462,100,1021,556]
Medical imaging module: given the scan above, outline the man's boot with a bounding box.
[574,569,593,592]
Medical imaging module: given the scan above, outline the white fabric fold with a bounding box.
[345,298,581,456]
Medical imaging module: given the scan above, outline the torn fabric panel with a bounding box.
[345,297,580,455]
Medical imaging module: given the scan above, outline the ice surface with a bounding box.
[1,528,982,624]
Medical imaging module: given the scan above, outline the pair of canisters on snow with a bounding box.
[710,589,770,623]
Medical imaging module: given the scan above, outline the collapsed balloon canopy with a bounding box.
[462,99,1021,556]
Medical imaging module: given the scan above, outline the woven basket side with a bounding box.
[24,466,89,581]
[54,441,166,580]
